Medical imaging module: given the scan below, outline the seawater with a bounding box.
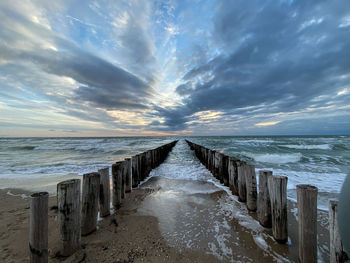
[1,136,346,262]
[0,135,349,209]
[139,140,331,262]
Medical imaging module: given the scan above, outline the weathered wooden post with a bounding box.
[29,192,48,263]
[237,162,247,202]
[329,200,348,263]
[131,155,139,188]
[57,179,81,256]
[214,151,220,179]
[245,164,257,211]
[125,158,132,193]
[211,150,216,174]
[229,157,239,195]
[112,162,123,208]
[207,150,212,171]
[98,167,110,217]
[268,175,288,243]
[297,184,318,263]
[81,172,100,236]
[222,154,229,186]
[140,152,146,181]
[257,170,272,228]
[121,161,126,199]
[145,151,152,177]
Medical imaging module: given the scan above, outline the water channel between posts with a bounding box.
[135,139,329,262]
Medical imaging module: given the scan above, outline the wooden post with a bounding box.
[230,158,239,195]
[29,192,48,263]
[214,152,220,179]
[329,200,348,263]
[98,167,110,217]
[245,164,257,211]
[121,161,126,199]
[125,158,132,193]
[147,150,153,176]
[222,155,229,186]
[210,150,216,175]
[131,155,138,188]
[57,179,81,256]
[237,162,247,202]
[268,175,288,243]
[257,170,272,228]
[297,184,318,263]
[112,162,123,208]
[81,172,100,236]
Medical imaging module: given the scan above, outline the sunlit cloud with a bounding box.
[337,89,349,96]
[255,121,280,127]
[0,0,349,136]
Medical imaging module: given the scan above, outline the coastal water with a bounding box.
[139,140,330,262]
[0,136,349,209]
[1,136,347,261]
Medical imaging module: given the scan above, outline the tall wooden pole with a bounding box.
[29,192,48,263]
[112,162,123,208]
[245,164,257,211]
[81,172,100,236]
[57,179,81,256]
[124,158,132,193]
[268,175,288,243]
[98,167,110,217]
[257,170,272,228]
[329,200,348,263]
[297,184,318,263]
[237,162,247,202]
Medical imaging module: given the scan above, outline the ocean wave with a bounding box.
[0,162,111,177]
[333,143,349,150]
[236,139,275,145]
[8,146,36,151]
[280,144,332,150]
[32,141,131,152]
[243,152,302,164]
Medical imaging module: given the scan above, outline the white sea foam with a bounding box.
[281,144,332,150]
[243,152,302,164]
[6,191,28,199]
[264,168,347,194]
[253,235,268,250]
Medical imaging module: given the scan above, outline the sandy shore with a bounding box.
[0,188,221,263]
[0,185,331,262]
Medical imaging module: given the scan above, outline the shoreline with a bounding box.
[0,184,331,262]
[0,188,221,263]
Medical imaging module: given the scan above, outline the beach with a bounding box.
[0,188,221,263]
[0,185,330,262]
[0,137,346,262]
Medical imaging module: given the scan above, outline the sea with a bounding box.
[0,135,348,210]
[1,135,348,262]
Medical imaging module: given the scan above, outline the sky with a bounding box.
[0,0,350,137]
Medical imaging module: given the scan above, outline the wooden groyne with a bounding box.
[29,140,178,262]
[185,140,347,263]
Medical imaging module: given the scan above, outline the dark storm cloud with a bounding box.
[175,82,193,96]
[16,40,152,110]
[158,0,350,130]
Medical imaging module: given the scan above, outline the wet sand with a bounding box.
[0,188,221,263]
[138,176,330,262]
[0,183,330,262]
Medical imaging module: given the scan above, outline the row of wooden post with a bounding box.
[29,140,178,262]
[185,140,347,263]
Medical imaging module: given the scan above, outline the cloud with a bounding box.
[156,0,350,133]
[255,121,280,127]
[0,0,157,132]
